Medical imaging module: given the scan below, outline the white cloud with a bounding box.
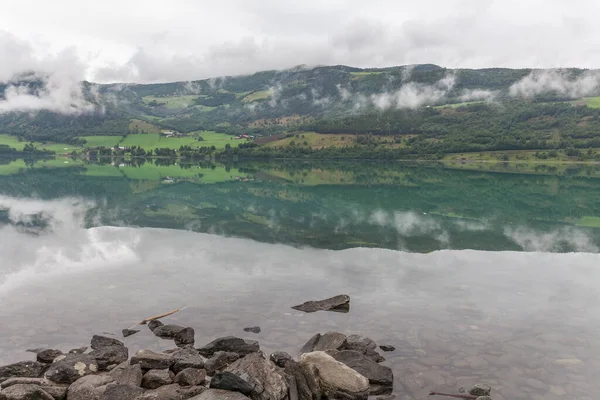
[509,69,600,98]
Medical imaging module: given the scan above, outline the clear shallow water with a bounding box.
[0,160,600,399]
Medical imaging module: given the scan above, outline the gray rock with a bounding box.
[469,384,492,397]
[36,350,63,364]
[131,350,174,370]
[190,389,250,400]
[198,337,259,357]
[0,378,67,400]
[142,369,173,389]
[122,329,140,338]
[379,345,395,352]
[174,328,195,348]
[67,374,114,400]
[205,352,239,376]
[331,350,393,388]
[283,360,320,400]
[345,335,377,352]
[209,371,253,395]
[0,362,47,379]
[153,325,185,339]
[243,327,261,334]
[299,351,369,400]
[148,320,163,332]
[109,362,143,386]
[44,354,98,384]
[363,349,385,363]
[0,383,54,400]
[91,335,124,350]
[135,384,205,400]
[291,294,350,313]
[171,349,205,375]
[300,332,347,354]
[475,397,492,400]
[225,352,288,400]
[174,368,206,386]
[269,352,292,368]
[98,383,145,400]
[68,347,88,355]
[90,345,129,371]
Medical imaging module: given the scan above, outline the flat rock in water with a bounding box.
[204,352,240,376]
[291,294,350,313]
[331,350,394,388]
[0,362,47,379]
[191,389,251,400]
[131,350,174,370]
[136,384,205,400]
[44,354,98,384]
[153,325,186,339]
[198,337,259,357]
[300,351,369,400]
[0,383,54,400]
[142,369,174,389]
[109,362,143,386]
[90,345,129,371]
[269,352,292,368]
[379,345,395,352]
[91,335,124,350]
[122,329,140,338]
[36,350,63,364]
[225,352,288,400]
[300,332,347,354]
[174,327,195,347]
[174,368,206,387]
[243,326,261,334]
[209,371,253,395]
[67,374,114,400]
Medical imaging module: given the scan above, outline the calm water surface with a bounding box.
[1,159,599,400]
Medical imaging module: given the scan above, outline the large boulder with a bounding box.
[198,337,259,357]
[190,389,251,400]
[135,384,205,400]
[330,350,393,394]
[142,369,173,389]
[67,374,114,400]
[300,332,347,354]
[282,360,320,400]
[170,348,204,375]
[0,378,67,400]
[109,362,143,386]
[44,354,98,384]
[152,325,186,339]
[0,362,47,380]
[291,294,350,313]
[35,350,63,364]
[0,383,54,400]
[209,371,253,395]
[90,346,129,371]
[131,350,174,370]
[91,336,124,350]
[174,368,206,386]
[204,352,239,376]
[225,352,288,400]
[299,351,369,400]
[174,328,195,348]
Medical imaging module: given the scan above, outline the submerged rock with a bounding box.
[225,352,288,400]
[291,294,350,313]
[209,371,253,395]
[299,351,369,400]
[122,329,140,338]
[243,326,261,334]
[379,345,395,352]
[44,354,98,384]
[197,337,259,357]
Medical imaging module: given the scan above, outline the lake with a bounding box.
[1,157,599,399]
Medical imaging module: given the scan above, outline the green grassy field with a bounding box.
[142,95,200,109]
[242,90,272,103]
[0,134,78,153]
[349,71,384,79]
[117,132,234,150]
[434,101,484,109]
[583,97,600,108]
[80,136,124,148]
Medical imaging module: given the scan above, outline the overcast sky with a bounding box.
[2,0,600,83]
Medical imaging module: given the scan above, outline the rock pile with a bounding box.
[0,327,494,400]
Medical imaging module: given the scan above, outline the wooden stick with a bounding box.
[429,392,477,400]
[137,307,188,325]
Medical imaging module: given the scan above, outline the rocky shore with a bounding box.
[0,327,493,400]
